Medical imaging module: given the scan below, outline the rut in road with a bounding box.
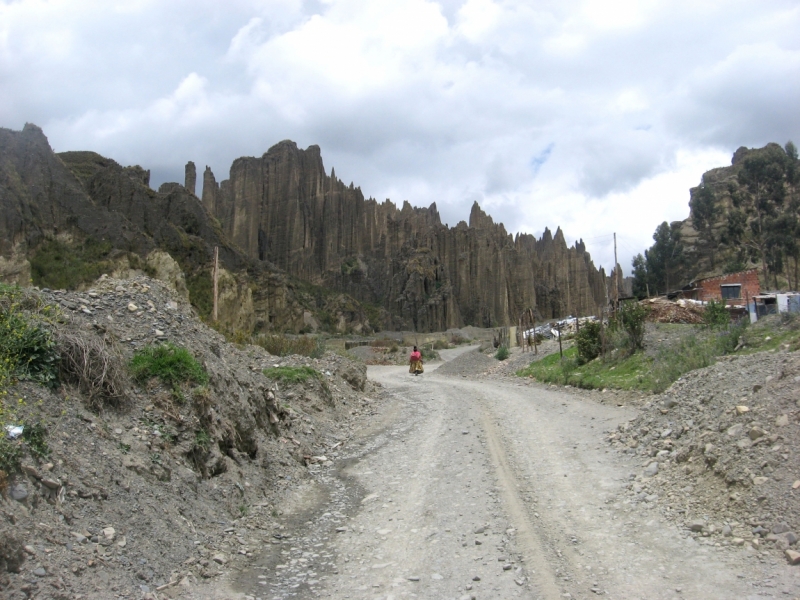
[233,349,776,600]
[477,398,561,599]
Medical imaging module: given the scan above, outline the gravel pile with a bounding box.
[607,350,800,564]
[432,347,496,378]
[0,275,385,599]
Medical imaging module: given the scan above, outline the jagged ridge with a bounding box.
[202,140,609,330]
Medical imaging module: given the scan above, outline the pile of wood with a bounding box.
[642,298,705,324]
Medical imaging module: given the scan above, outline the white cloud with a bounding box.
[1,0,798,276]
[456,0,502,42]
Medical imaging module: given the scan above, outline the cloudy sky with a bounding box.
[2,0,799,273]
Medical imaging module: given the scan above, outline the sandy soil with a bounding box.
[224,346,799,600]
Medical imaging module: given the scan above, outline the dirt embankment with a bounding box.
[607,350,800,560]
[0,276,383,599]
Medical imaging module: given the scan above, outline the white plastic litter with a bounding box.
[5,425,23,439]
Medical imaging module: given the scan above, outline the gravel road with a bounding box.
[231,347,793,600]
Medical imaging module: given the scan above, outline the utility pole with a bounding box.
[213,246,219,322]
[613,233,619,311]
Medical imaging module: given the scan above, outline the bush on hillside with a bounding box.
[0,284,59,387]
[263,366,320,384]
[575,320,602,364]
[617,301,648,354]
[130,342,208,387]
[703,299,730,329]
[30,237,115,291]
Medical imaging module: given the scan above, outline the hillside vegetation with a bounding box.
[632,141,799,295]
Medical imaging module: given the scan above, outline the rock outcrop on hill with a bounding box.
[0,124,371,334]
[676,142,799,287]
[1,124,611,332]
[202,140,609,330]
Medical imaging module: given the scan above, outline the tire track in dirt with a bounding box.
[476,393,562,600]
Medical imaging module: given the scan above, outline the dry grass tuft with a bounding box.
[55,326,131,411]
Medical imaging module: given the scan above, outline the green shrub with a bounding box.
[703,299,730,329]
[21,421,50,459]
[433,339,450,350]
[0,437,22,473]
[263,366,320,384]
[715,320,747,354]
[617,301,648,353]
[421,347,439,361]
[449,333,469,345]
[30,237,114,290]
[575,321,602,364]
[130,343,208,386]
[340,257,358,275]
[0,285,58,387]
[494,345,510,361]
[194,428,212,450]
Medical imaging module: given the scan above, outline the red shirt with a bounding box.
[410,351,421,361]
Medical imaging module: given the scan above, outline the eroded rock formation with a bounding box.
[185,161,196,196]
[0,124,611,333]
[0,124,365,334]
[202,140,609,329]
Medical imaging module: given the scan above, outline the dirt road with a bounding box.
[233,347,788,600]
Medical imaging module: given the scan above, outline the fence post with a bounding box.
[557,322,563,359]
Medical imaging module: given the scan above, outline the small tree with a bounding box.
[575,320,602,364]
[631,253,649,299]
[617,301,648,354]
[703,299,729,329]
[645,221,685,295]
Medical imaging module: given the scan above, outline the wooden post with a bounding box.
[557,322,563,359]
[614,232,619,312]
[600,305,606,360]
[212,246,219,322]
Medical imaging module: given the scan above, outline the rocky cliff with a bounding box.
[676,142,799,288]
[0,125,610,333]
[0,124,371,335]
[203,140,609,330]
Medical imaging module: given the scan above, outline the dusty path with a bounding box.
[232,348,788,600]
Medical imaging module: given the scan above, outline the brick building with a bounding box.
[682,269,760,307]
